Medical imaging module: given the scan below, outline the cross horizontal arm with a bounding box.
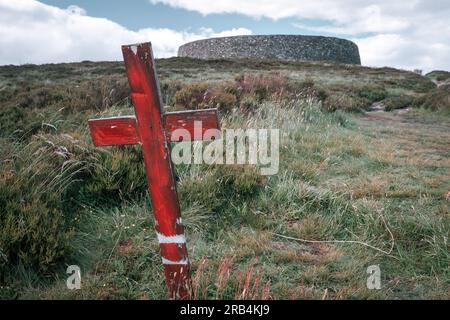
[89,109,220,146]
[165,108,221,142]
[88,116,140,147]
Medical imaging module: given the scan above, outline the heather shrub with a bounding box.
[413,87,450,112]
[235,72,289,101]
[0,134,95,276]
[384,95,414,111]
[171,83,210,110]
[209,91,237,113]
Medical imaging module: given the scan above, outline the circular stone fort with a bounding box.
[178,35,361,65]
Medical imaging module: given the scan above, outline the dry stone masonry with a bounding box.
[178,35,361,65]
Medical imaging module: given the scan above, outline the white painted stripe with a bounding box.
[157,233,186,244]
[162,257,189,265]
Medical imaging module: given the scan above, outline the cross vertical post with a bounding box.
[88,42,220,300]
[123,42,191,300]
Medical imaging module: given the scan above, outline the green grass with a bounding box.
[0,59,449,300]
[426,70,450,83]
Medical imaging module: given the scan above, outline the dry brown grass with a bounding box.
[191,256,271,300]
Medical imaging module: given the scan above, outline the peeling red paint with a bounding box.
[165,109,220,141]
[89,116,140,147]
[89,108,220,146]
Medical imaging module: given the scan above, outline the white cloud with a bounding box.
[66,5,86,16]
[1,0,448,72]
[0,0,251,65]
[151,0,450,71]
[150,0,415,33]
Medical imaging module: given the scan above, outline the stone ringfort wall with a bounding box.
[178,35,361,65]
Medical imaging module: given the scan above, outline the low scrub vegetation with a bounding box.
[413,86,450,113]
[426,70,450,82]
[0,58,448,300]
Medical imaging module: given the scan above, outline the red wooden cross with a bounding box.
[88,42,220,300]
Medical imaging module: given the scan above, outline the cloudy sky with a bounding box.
[0,0,449,72]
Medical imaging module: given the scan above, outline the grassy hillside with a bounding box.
[0,58,449,300]
[426,70,450,83]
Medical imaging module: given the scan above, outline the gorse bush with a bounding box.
[413,86,450,112]
[322,92,362,112]
[171,83,210,110]
[208,91,237,113]
[384,95,414,111]
[357,86,388,103]
[0,133,149,282]
[79,146,148,206]
[160,80,183,105]
[0,191,73,275]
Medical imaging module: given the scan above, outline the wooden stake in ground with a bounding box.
[88,42,220,299]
